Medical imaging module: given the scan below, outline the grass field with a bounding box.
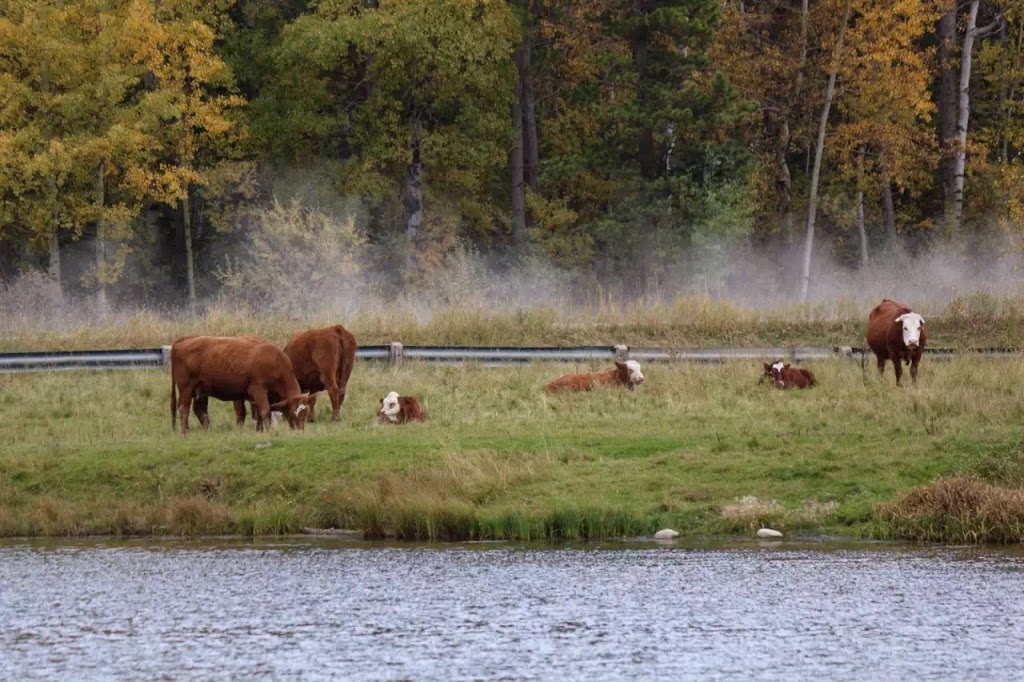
[3,356,1023,542]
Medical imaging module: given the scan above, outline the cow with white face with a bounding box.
[378,391,426,424]
[545,360,645,393]
[866,300,928,385]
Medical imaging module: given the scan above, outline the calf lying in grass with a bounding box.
[759,361,817,389]
[545,360,645,393]
[378,391,427,424]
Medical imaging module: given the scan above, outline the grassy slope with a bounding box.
[2,357,1022,539]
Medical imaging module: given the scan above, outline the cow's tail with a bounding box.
[171,374,177,431]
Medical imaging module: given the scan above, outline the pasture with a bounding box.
[2,357,1023,541]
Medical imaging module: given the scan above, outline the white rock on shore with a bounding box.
[756,528,783,538]
[653,528,680,540]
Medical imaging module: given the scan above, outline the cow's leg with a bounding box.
[910,355,920,384]
[875,355,886,378]
[233,400,247,427]
[250,389,271,432]
[307,393,319,423]
[193,395,211,429]
[325,376,343,422]
[893,358,903,386]
[177,386,195,435]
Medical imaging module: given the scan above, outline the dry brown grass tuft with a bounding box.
[879,477,1024,543]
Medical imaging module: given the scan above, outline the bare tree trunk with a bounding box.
[511,40,527,256]
[881,180,898,248]
[96,160,107,316]
[181,193,196,315]
[800,0,852,303]
[47,232,61,290]
[521,30,539,191]
[404,117,423,273]
[856,146,868,267]
[950,0,981,236]
[937,4,958,221]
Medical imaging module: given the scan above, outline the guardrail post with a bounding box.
[614,344,629,361]
[161,345,172,366]
[834,345,853,359]
[389,341,404,365]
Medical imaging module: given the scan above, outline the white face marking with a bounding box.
[896,313,924,348]
[270,411,282,429]
[625,360,645,385]
[771,361,786,386]
[380,391,400,422]
[294,403,307,416]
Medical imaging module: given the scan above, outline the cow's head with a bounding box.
[894,312,925,349]
[615,360,645,388]
[379,391,401,423]
[768,361,788,388]
[270,393,313,430]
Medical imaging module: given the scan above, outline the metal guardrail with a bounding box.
[0,344,1017,374]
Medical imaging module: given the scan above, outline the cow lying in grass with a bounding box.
[545,360,645,393]
[759,361,817,389]
[378,391,426,424]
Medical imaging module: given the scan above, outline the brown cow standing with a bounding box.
[760,361,817,389]
[235,324,357,425]
[170,335,313,434]
[866,299,927,385]
[378,391,426,424]
[545,360,645,393]
[285,325,357,422]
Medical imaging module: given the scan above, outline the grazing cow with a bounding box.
[545,360,645,393]
[378,391,426,424]
[866,299,927,385]
[760,361,817,389]
[170,335,313,434]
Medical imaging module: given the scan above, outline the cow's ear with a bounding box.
[784,363,791,369]
[763,363,771,371]
[270,398,288,411]
[379,398,384,406]
[615,361,626,370]
[894,314,906,324]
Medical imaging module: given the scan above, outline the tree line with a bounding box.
[1,0,1021,310]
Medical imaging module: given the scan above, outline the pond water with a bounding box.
[2,538,1023,680]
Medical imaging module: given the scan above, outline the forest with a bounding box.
[1,0,1023,316]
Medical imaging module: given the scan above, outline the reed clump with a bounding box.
[877,477,1024,543]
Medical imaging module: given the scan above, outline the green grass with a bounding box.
[3,356,1024,541]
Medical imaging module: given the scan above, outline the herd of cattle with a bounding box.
[168,298,927,434]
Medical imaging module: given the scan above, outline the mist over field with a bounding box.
[3,220,1023,335]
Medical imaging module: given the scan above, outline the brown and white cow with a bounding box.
[760,361,817,389]
[378,391,426,424]
[866,299,926,385]
[170,335,313,434]
[545,360,645,393]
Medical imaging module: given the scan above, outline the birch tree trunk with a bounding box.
[95,160,107,316]
[855,146,868,268]
[510,39,527,256]
[950,0,981,236]
[520,30,539,191]
[47,232,61,292]
[881,180,898,248]
[937,4,958,219]
[404,117,423,273]
[181,193,196,315]
[800,0,852,303]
